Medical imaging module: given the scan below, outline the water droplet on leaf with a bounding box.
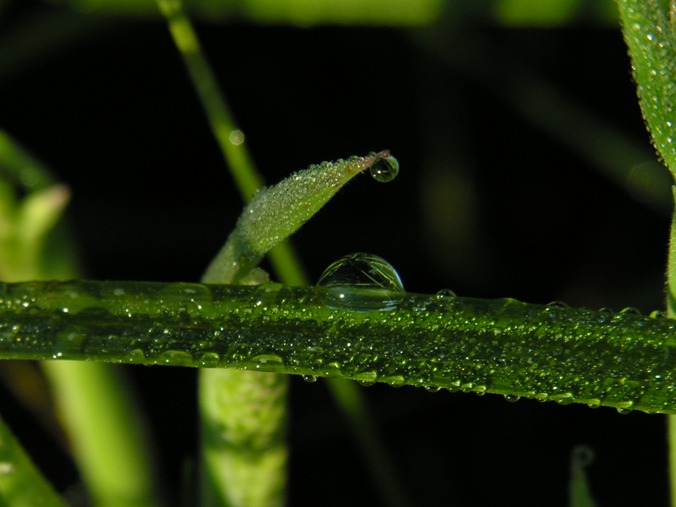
[435,289,457,299]
[317,252,404,292]
[198,352,220,368]
[369,152,399,183]
[302,374,317,383]
[504,394,520,403]
[587,399,601,409]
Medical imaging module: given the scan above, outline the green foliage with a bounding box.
[2,0,676,505]
[617,0,676,178]
[0,415,66,507]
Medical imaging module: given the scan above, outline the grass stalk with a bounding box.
[1,280,676,414]
[0,129,160,507]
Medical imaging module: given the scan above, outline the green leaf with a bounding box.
[202,151,396,283]
[0,415,66,507]
[617,0,676,178]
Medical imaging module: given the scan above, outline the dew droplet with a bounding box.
[248,354,284,370]
[302,374,317,383]
[504,394,520,403]
[474,385,487,396]
[369,151,399,183]
[317,252,404,292]
[435,289,457,299]
[198,352,220,368]
[534,393,548,403]
[354,371,378,386]
[382,375,405,387]
[616,401,634,414]
[156,350,194,366]
[460,382,474,393]
[587,399,601,409]
[424,385,441,393]
[324,361,342,377]
[126,349,146,364]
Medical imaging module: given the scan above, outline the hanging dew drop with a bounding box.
[317,253,404,292]
[504,394,520,403]
[368,151,399,183]
[302,374,318,383]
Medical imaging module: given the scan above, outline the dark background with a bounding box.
[0,1,671,505]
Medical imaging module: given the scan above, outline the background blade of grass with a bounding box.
[0,130,161,507]
[0,414,66,507]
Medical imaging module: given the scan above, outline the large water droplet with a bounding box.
[317,253,404,292]
[369,151,399,183]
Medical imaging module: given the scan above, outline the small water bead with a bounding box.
[587,399,601,409]
[382,375,405,387]
[302,374,318,383]
[474,385,487,396]
[424,385,441,393]
[317,253,404,292]
[248,354,284,370]
[435,289,457,299]
[504,394,520,403]
[616,401,634,415]
[354,371,378,386]
[126,349,147,364]
[368,151,399,183]
[198,352,221,368]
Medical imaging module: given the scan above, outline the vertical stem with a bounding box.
[155,4,406,506]
[668,188,676,506]
[42,362,160,507]
[199,369,287,507]
[153,0,305,284]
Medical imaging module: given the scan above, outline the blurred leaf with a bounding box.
[59,0,443,25]
[494,0,617,26]
[0,415,66,507]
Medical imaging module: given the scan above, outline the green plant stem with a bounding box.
[616,2,676,504]
[326,379,409,507]
[42,362,160,507]
[153,0,303,285]
[154,4,404,505]
[667,187,676,505]
[0,414,66,507]
[1,280,676,414]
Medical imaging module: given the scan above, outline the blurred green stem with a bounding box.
[42,362,160,507]
[0,129,160,507]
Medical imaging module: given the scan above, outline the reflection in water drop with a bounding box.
[317,253,404,292]
[302,374,317,383]
[369,151,399,183]
[435,289,457,299]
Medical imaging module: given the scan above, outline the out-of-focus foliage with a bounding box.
[54,0,621,26]
[56,0,444,25]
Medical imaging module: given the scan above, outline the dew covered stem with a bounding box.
[2,280,676,414]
